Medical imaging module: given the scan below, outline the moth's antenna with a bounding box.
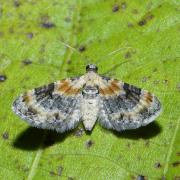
[59,41,78,52]
[59,40,133,71]
[96,46,133,66]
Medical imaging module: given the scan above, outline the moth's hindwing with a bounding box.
[98,77,161,131]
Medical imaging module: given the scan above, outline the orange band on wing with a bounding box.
[99,80,121,96]
[57,80,80,95]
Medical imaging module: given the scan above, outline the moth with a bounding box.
[12,64,161,132]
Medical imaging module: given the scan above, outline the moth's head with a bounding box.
[86,64,98,73]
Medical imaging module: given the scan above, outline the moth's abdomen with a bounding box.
[81,86,100,131]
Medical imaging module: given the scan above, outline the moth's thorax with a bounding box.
[84,71,100,86]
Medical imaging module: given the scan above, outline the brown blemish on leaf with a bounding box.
[138,13,154,26]
[154,162,161,168]
[124,51,131,59]
[40,15,55,29]
[85,139,94,148]
[68,177,74,180]
[138,19,146,26]
[14,0,21,7]
[22,59,32,65]
[79,45,86,52]
[176,152,180,156]
[49,171,56,176]
[2,132,9,140]
[112,5,119,12]
[172,161,180,167]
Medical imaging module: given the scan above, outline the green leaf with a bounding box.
[0,0,179,179]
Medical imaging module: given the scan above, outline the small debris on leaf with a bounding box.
[85,139,94,148]
[79,45,86,52]
[2,132,9,140]
[112,5,119,12]
[0,75,7,82]
[22,59,32,65]
[154,162,161,168]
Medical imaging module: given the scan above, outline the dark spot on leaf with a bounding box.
[146,14,154,20]
[124,51,131,59]
[49,171,56,176]
[26,32,33,39]
[112,5,119,12]
[152,68,158,72]
[138,13,154,26]
[0,75,7,82]
[137,175,146,180]
[57,166,63,176]
[176,152,180,156]
[79,45,86,52]
[74,127,84,137]
[22,59,32,65]
[172,161,180,167]
[68,177,74,180]
[41,22,55,28]
[121,2,127,10]
[40,15,55,29]
[138,19,146,26]
[85,139,94,148]
[154,162,161,168]
[14,0,21,7]
[2,132,9,140]
[163,79,168,85]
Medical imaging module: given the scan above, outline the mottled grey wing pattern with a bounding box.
[98,77,161,131]
[12,78,83,132]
